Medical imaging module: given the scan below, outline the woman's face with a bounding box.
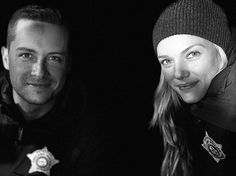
[157,34,222,104]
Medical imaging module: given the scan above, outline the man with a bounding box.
[0,5,78,176]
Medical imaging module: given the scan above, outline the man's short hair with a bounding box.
[7,5,68,48]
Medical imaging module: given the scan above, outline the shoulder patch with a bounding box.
[201,131,226,163]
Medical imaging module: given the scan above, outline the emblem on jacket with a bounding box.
[27,147,59,176]
[201,131,226,163]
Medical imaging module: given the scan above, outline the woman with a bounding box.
[152,0,236,175]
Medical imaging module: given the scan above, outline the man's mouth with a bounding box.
[27,82,50,87]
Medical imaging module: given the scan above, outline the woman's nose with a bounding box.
[174,63,190,80]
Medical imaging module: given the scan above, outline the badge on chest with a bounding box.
[27,147,59,176]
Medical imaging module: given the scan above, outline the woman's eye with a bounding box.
[160,59,172,66]
[187,51,201,59]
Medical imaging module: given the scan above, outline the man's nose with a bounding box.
[174,62,190,80]
[31,59,47,77]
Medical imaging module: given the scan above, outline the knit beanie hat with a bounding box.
[152,0,231,53]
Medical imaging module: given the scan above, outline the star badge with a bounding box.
[201,131,226,163]
[27,147,59,176]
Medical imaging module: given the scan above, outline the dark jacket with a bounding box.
[0,71,79,176]
[0,70,109,176]
[0,71,109,176]
[188,29,236,176]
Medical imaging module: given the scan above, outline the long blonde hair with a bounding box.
[152,43,228,176]
[151,72,192,176]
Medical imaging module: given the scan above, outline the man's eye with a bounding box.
[19,53,33,60]
[187,51,201,59]
[48,56,63,63]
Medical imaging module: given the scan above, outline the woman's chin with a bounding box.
[180,93,203,104]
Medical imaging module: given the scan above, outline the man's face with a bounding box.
[2,19,69,105]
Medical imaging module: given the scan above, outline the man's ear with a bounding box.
[1,47,9,70]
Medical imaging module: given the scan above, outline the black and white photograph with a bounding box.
[0,0,236,175]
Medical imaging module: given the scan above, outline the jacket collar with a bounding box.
[190,33,236,132]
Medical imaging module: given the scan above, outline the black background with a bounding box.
[0,0,236,175]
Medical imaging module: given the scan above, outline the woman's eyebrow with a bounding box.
[157,44,206,59]
[157,55,170,60]
[181,44,206,54]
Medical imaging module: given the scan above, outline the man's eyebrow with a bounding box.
[16,48,67,56]
[48,52,67,56]
[16,47,36,53]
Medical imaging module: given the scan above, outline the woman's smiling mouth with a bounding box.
[176,81,199,90]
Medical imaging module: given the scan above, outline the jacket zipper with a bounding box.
[18,127,23,142]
